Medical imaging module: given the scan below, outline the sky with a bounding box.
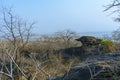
[0,0,119,34]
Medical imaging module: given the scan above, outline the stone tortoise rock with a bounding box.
[76,36,102,45]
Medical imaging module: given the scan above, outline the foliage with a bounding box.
[101,39,116,53]
[101,40,115,46]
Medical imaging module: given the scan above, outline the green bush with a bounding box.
[101,40,116,53]
[101,40,114,46]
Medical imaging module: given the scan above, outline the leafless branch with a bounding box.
[104,0,120,11]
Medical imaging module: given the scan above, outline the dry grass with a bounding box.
[0,37,120,80]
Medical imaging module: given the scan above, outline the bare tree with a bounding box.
[104,0,120,42]
[0,8,35,79]
[104,0,120,21]
[104,0,120,11]
[1,8,35,57]
[55,29,78,48]
[0,8,54,80]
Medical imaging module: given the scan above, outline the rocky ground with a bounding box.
[52,36,120,80]
[53,53,120,80]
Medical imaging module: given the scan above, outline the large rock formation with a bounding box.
[62,46,102,60]
[76,36,102,45]
[60,36,104,59]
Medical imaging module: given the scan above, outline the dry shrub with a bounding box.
[104,45,116,53]
[101,40,117,53]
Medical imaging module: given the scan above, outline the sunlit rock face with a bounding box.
[76,36,102,46]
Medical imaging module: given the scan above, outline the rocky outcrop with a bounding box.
[53,53,120,80]
[52,36,120,80]
[53,36,120,80]
[76,36,102,45]
[62,45,104,60]
[61,36,104,59]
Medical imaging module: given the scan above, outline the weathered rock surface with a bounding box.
[76,36,102,45]
[61,36,115,59]
[53,36,120,80]
[62,45,104,60]
[53,53,120,80]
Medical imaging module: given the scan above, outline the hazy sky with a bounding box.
[0,0,119,34]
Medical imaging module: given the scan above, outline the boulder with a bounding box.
[62,63,102,80]
[54,60,120,80]
[53,52,120,80]
[76,36,102,45]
